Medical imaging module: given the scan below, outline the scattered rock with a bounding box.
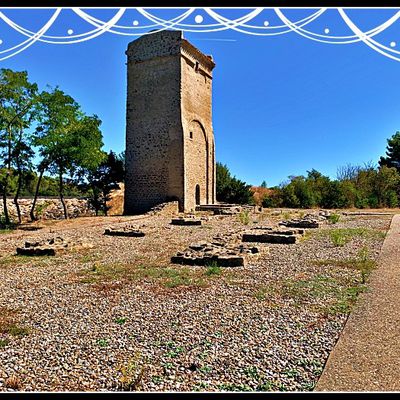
[104,225,145,237]
[279,216,320,229]
[16,236,93,256]
[146,201,179,216]
[243,232,297,244]
[171,239,264,267]
[195,204,259,215]
[171,217,202,226]
[242,227,305,244]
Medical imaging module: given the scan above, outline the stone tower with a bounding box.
[124,30,216,215]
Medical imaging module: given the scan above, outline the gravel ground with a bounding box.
[0,210,392,392]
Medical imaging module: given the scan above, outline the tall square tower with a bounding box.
[124,30,216,214]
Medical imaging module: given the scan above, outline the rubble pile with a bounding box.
[16,237,93,256]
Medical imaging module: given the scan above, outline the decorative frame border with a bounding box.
[0,7,400,61]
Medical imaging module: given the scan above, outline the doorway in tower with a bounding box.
[195,184,201,206]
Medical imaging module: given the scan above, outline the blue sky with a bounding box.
[1,7,400,187]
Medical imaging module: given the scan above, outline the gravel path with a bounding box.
[316,214,400,391]
[0,210,392,391]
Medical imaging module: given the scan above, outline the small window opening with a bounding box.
[189,131,193,139]
[195,62,199,72]
[195,185,200,205]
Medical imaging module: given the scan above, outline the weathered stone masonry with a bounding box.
[124,30,216,215]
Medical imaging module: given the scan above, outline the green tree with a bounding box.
[0,69,39,224]
[261,187,283,208]
[216,162,252,204]
[373,166,400,207]
[283,175,316,208]
[31,88,104,220]
[81,150,124,216]
[379,131,400,172]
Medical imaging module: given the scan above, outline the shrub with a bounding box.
[205,261,222,276]
[384,190,398,207]
[238,209,250,225]
[327,213,340,224]
[118,352,146,391]
[355,247,376,283]
[330,230,348,246]
[0,214,17,230]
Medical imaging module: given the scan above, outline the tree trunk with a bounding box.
[103,189,108,216]
[30,168,44,222]
[13,128,24,224]
[59,171,68,219]
[1,126,12,226]
[1,188,10,226]
[13,163,22,224]
[1,171,11,226]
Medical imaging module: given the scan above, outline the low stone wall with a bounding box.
[0,198,95,222]
[146,201,179,216]
[107,183,124,216]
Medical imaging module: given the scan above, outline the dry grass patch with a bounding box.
[256,274,366,316]
[0,254,55,270]
[117,351,148,391]
[0,307,30,338]
[5,375,22,390]
[307,225,387,246]
[313,247,377,283]
[79,261,223,289]
[318,228,387,247]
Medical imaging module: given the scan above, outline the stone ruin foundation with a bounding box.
[279,216,320,229]
[171,229,267,267]
[171,242,262,267]
[104,224,145,237]
[195,204,262,215]
[16,237,93,256]
[170,210,330,267]
[242,227,305,244]
[146,201,179,216]
[171,216,202,226]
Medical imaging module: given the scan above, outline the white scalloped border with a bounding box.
[0,8,399,62]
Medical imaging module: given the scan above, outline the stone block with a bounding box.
[16,247,56,256]
[104,228,145,237]
[216,255,245,267]
[171,218,202,226]
[16,236,92,256]
[279,220,319,229]
[242,233,297,244]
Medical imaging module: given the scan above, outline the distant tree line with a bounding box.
[217,132,400,209]
[0,68,124,227]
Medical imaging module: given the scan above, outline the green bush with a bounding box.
[355,247,376,283]
[216,162,252,204]
[385,190,398,207]
[257,162,400,210]
[205,261,222,276]
[0,214,17,230]
[330,230,348,247]
[327,213,340,224]
[261,193,282,208]
[238,209,250,225]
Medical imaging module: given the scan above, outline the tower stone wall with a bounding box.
[124,30,216,214]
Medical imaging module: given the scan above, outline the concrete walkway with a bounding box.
[316,214,400,391]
